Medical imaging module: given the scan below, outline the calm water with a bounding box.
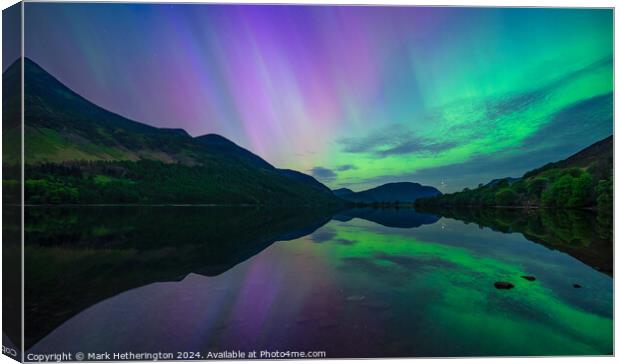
[23,207,612,357]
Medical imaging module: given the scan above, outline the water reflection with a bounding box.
[3,206,22,357]
[25,206,612,357]
[415,206,613,275]
[24,206,336,348]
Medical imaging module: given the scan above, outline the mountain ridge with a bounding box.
[9,58,260,165]
[4,57,341,205]
[336,182,442,204]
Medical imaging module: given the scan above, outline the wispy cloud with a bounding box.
[376,139,458,157]
[309,164,357,184]
[335,164,357,171]
[338,125,458,157]
[310,166,337,180]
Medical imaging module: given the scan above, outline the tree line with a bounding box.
[21,160,340,206]
[416,161,612,212]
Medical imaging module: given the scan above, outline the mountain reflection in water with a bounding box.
[20,206,612,357]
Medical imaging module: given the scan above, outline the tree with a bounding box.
[527,178,548,199]
[512,180,527,194]
[542,174,574,207]
[568,172,594,207]
[495,188,518,206]
[595,179,612,212]
[481,192,496,206]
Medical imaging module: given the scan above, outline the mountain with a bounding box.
[416,136,613,210]
[8,59,198,164]
[194,134,331,193]
[523,136,613,178]
[195,133,274,170]
[338,182,442,204]
[333,188,355,197]
[194,134,332,193]
[277,169,333,193]
[4,58,341,205]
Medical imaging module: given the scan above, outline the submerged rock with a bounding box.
[573,283,582,288]
[521,275,536,281]
[494,282,515,289]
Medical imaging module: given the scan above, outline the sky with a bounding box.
[21,4,613,192]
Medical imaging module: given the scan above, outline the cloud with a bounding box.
[522,92,612,147]
[311,228,336,243]
[334,238,357,245]
[335,164,357,171]
[382,57,612,161]
[338,125,457,157]
[472,56,613,131]
[337,126,410,154]
[376,139,458,157]
[310,166,337,180]
[309,164,357,183]
[547,55,612,91]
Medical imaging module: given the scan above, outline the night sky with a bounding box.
[22,4,613,192]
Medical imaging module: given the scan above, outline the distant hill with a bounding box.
[4,58,341,205]
[485,177,521,188]
[416,136,613,211]
[333,188,355,197]
[523,136,613,178]
[337,182,442,204]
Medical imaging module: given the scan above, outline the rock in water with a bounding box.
[494,282,515,289]
[573,283,582,288]
[521,275,536,281]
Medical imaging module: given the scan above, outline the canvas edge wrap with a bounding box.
[2,1,24,362]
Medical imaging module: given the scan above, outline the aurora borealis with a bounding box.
[22,4,613,192]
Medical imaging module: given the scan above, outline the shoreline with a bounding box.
[2,203,602,212]
[415,204,601,212]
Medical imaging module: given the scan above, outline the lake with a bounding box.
[22,206,612,357]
